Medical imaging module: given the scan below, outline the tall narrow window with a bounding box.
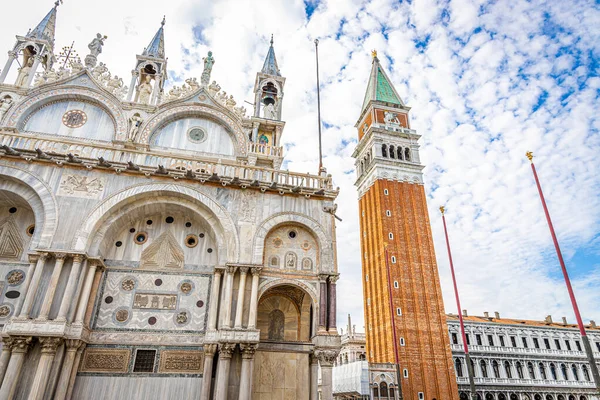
[554,339,562,350]
[522,337,528,348]
[480,360,488,378]
[533,338,540,348]
[405,148,411,161]
[527,362,536,379]
[451,333,458,344]
[583,365,590,381]
[572,364,579,381]
[504,361,512,378]
[476,334,482,346]
[492,361,500,378]
[499,336,505,347]
[396,307,402,316]
[516,362,524,379]
[389,145,396,159]
[400,337,405,346]
[488,335,494,346]
[575,340,582,351]
[544,338,551,349]
[565,340,571,351]
[539,362,547,379]
[455,359,463,377]
[393,281,399,288]
[596,342,600,352]
[382,144,388,158]
[384,189,389,195]
[560,363,568,380]
[465,334,470,345]
[391,256,397,263]
[397,147,403,160]
[388,233,394,239]
[510,336,517,347]
[550,363,557,380]
[403,369,408,378]
[386,210,391,216]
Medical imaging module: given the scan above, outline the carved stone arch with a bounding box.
[13,41,43,55]
[139,104,248,155]
[4,84,128,140]
[252,212,333,271]
[72,183,239,263]
[258,279,318,309]
[258,78,283,96]
[0,164,58,249]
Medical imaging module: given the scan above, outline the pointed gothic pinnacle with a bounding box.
[54,0,62,8]
[526,151,533,163]
[161,15,166,26]
[270,34,274,46]
[439,206,445,215]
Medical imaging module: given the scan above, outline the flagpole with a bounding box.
[314,39,324,174]
[526,151,600,393]
[440,207,477,400]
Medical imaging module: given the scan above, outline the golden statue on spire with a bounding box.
[526,151,533,162]
[439,206,445,215]
[371,49,377,59]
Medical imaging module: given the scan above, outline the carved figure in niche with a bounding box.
[151,296,159,308]
[134,294,148,308]
[263,103,276,120]
[302,258,313,270]
[137,76,153,104]
[176,311,188,324]
[270,256,279,267]
[88,33,107,58]
[383,111,400,126]
[208,81,221,97]
[285,252,297,269]
[259,134,269,145]
[15,57,34,87]
[268,309,285,340]
[201,51,215,86]
[0,97,13,121]
[127,113,143,142]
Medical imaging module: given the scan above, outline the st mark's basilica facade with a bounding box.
[0,3,341,399]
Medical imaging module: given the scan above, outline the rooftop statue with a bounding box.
[201,51,214,86]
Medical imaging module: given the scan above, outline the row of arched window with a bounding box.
[381,144,411,161]
[372,382,396,399]
[455,358,592,382]
[460,393,587,400]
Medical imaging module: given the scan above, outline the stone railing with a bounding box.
[0,130,337,197]
[456,376,595,388]
[451,343,590,358]
[247,142,283,157]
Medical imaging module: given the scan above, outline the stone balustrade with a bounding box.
[456,376,596,388]
[450,343,598,358]
[247,142,283,157]
[0,130,337,197]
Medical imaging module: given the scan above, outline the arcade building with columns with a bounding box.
[0,3,341,399]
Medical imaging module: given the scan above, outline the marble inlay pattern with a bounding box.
[94,270,210,332]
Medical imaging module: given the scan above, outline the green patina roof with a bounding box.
[360,58,403,114]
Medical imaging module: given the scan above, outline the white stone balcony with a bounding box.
[247,142,283,157]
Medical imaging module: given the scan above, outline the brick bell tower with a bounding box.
[353,51,459,400]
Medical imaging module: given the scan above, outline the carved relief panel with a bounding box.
[263,225,318,273]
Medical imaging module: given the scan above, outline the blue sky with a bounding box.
[2,0,600,330]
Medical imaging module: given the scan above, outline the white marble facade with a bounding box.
[0,5,341,400]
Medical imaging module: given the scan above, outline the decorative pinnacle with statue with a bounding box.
[85,33,107,68]
[201,51,214,87]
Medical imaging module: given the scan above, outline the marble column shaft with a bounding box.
[320,365,334,400]
[247,268,261,329]
[310,355,319,400]
[150,74,162,105]
[14,257,37,316]
[200,344,217,400]
[214,344,235,400]
[327,276,338,330]
[57,256,84,321]
[234,268,248,329]
[0,337,31,400]
[208,269,223,330]
[39,254,68,319]
[0,339,12,389]
[127,72,138,102]
[74,263,98,324]
[29,337,62,400]
[0,53,16,83]
[238,344,257,400]
[25,56,42,88]
[19,253,48,318]
[318,275,328,328]
[53,340,81,400]
[65,345,85,400]
[221,266,236,328]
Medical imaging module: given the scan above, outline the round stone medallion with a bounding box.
[121,278,135,291]
[115,308,130,323]
[6,270,24,286]
[179,281,193,295]
[62,110,88,128]
[0,305,11,318]
[174,310,189,326]
[187,127,207,143]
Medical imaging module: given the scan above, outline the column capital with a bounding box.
[328,274,340,284]
[65,339,84,350]
[39,337,63,354]
[226,265,238,274]
[239,267,249,275]
[251,267,263,276]
[37,252,49,262]
[318,274,329,283]
[214,266,225,275]
[54,253,68,260]
[72,254,85,263]
[203,343,218,356]
[1,337,13,349]
[8,51,17,58]
[218,343,236,359]
[10,336,32,353]
[314,348,339,367]
[240,344,258,359]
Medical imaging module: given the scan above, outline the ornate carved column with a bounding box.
[53,340,83,400]
[0,51,16,84]
[328,275,339,331]
[208,268,224,330]
[127,70,138,102]
[247,267,262,329]
[25,55,42,88]
[238,344,257,400]
[0,338,13,386]
[0,336,32,400]
[74,261,99,324]
[65,343,85,400]
[252,122,260,143]
[315,349,339,400]
[200,344,217,400]
[14,255,38,316]
[214,343,235,400]
[318,274,329,330]
[29,337,63,400]
[234,267,249,329]
[221,266,237,329]
[56,255,85,321]
[19,253,48,318]
[39,253,68,319]
[310,353,319,400]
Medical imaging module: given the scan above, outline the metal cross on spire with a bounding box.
[56,41,81,69]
